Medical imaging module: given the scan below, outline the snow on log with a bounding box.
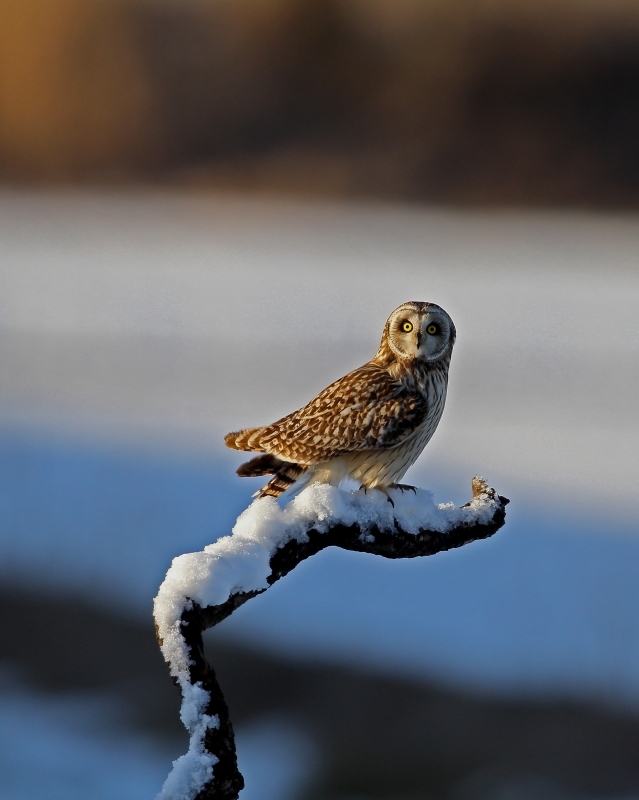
[154,477,509,800]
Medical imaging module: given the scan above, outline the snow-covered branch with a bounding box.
[154,477,509,800]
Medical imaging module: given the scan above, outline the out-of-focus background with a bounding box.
[1,2,639,799]
[3,0,639,205]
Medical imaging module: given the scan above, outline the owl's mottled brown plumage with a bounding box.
[225,301,456,498]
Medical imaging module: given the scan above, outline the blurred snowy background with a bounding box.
[0,188,638,799]
[3,2,639,797]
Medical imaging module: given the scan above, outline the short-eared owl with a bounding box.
[225,301,455,499]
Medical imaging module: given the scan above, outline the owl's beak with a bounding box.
[415,332,423,349]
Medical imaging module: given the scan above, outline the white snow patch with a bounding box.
[155,680,219,800]
[154,482,497,672]
[153,481,498,799]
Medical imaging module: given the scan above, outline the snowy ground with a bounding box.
[1,188,638,708]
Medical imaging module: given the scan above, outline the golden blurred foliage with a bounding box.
[0,0,158,178]
[1,0,639,203]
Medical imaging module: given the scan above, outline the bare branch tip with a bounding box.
[471,475,489,497]
[471,475,509,507]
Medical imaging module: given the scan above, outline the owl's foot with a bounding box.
[389,483,418,494]
[360,485,396,507]
[383,490,395,508]
[360,485,417,507]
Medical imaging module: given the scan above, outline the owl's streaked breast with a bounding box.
[310,374,447,489]
[226,301,455,499]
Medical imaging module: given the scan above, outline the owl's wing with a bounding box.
[257,362,429,465]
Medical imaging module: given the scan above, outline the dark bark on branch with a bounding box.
[157,479,509,800]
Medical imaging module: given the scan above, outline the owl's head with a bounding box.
[379,301,455,363]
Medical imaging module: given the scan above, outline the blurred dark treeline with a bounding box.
[3,0,639,205]
[5,585,639,800]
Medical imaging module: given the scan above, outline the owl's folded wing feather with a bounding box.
[252,362,430,465]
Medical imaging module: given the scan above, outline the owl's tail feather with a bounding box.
[258,465,306,498]
[236,453,282,477]
[224,427,267,451]
[235,453,307,499]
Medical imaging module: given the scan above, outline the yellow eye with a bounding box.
[401,321,413,333]
[427,324,438,335]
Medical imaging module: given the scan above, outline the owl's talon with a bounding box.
[372,488,396,507]
[390,483,417,494]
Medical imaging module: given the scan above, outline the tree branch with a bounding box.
[154,477,509,800]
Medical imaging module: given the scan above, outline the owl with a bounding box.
[225,301,456,501]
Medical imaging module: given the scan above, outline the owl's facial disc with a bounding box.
[387,304,453,361]
[416,311,452,361]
